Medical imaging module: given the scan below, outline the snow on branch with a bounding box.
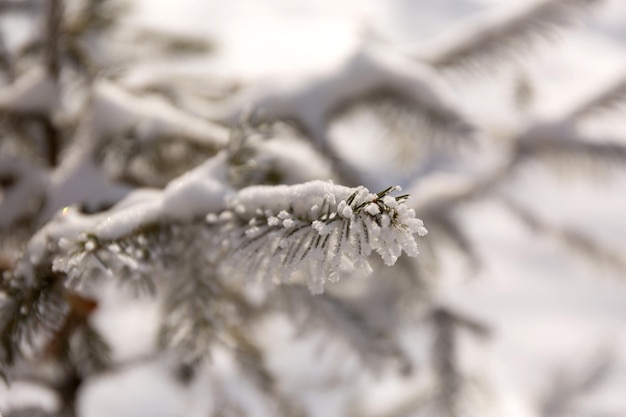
[218,181,427,293]
[91,80,229,148]
[18,157,426,296]
[412,0,601,71]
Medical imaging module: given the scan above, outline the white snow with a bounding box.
[91,80,229,147]
[160,152,232,221]
[77,356,214,417]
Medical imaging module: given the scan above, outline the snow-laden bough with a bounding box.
[17,158,426,295]
[215,181,428,293]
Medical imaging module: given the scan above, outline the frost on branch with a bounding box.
[40,179,426,298]
[218,181,427,294]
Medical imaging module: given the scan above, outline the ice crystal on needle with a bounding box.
[218,181,427,293]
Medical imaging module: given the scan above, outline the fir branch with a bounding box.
[428,307,490,417]
[220,181,427,293]
[159,263,228,360]
[69,321,111,375]
[54,231,159,295]
[227,327,274,390]
[413,0,601,72]
[501,196,626,274]
[0,269,67,370]
[276,285,412,374]
[518,135,626,177]
[156,234,261,361]
[540,349,614,417]
[38,179,425,295]
[43,292,111,377]
[225,326,306,417]
[333,88,475,161]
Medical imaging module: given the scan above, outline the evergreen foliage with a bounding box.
[0,0,624,416]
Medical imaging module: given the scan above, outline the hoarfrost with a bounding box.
[221,181,426,293]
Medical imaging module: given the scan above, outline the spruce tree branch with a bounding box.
[217,328,306,417]
[517,133,626,176]
[159,260,259,361]
[0,269,67,371]
[411,0,602,71]
[540,349,614,417]
[428,307,490,417]
[276,285,412,374]
[220,181,427,292]
[500,195,626,274]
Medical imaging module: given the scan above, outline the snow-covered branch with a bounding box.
[219,181,427,293]
[15,149,426,294]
